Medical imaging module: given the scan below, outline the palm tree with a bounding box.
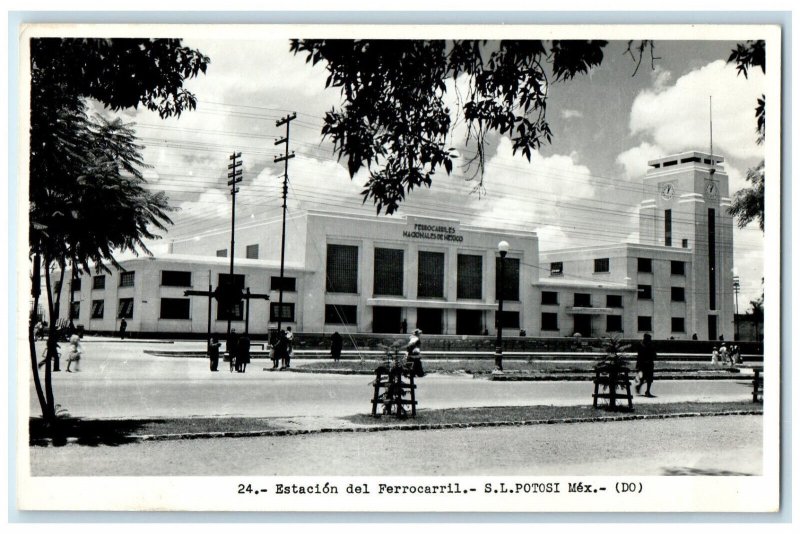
[29,106,175,422]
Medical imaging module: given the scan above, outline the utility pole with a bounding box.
[274,113,296,333]
[733,275,741,341]
[226,151,243,335]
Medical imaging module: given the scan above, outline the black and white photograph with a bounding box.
[14,22,782,513]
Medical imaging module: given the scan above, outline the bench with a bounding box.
[752,369,763,403]
[371,364,417,418]
[592,368,633,410]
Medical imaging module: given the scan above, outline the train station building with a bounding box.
[50,150,736,341]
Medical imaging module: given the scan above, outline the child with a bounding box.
[65,335,83,372]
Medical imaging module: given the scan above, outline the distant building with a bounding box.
[47,151,735,340]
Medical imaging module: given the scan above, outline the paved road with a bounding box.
[29,341,757,419]
[30,415,762,476]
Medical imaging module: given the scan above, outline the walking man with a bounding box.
[635,333,656,397]
[283,326,294,369]
[406,328,425,378]
[208,336,221,372]
[119,318,128,340]
[227,329,239,373]
[330,331,343,364]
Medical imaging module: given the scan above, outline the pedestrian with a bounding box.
[269,330,280,369]
[283,327,294,369]
[119,318,127,340]
[227,329,239,373]
[692,333,698,340]
[330,331,343,364]
[634,333,656,397]
[208,336,221,372]
[237,333,251,373]
[65,334,83,373]
[401,318,407,334]
[711,346,719,365]
[719,342,731,366]
[34,321,43,341]
[406,328,425,378]
[275,330,288,370]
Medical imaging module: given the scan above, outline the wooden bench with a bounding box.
[371,364,417,418]
[752,369,763,403]
[592,368,633,410]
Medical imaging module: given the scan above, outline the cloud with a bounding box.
[629,60,765,159]
[615,142,663,180]
[466,138,599,247]
[561,109,583,120]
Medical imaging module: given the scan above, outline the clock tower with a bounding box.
[638,151,734,341]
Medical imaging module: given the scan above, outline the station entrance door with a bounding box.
[416,308,443,335]
[457,309,483,335]
[373,306,402,334]
[573,314,592,337]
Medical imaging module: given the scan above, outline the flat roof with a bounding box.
[647,151,724,167]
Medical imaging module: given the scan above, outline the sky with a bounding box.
[100,37,766,306]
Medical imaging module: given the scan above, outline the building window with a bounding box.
[665,209,672,247]
[270,302,295,322]
[495,257,520,301]
[70,301,80,321]
[93,275,106,290]
[637,258,652,273]
[606,295,623,308]
[270,277,296,292]
[594,258,610,273]
[682,239,689,249]
[671,261,685,276]
[541,312,559,331]
[550,262,563,276]
[708,208,717,310]
[216,249,227,258]
[162,270,192,287]
[541,291,558,305]
[496,311,520,329]
[574,293,591,307]
[118,298,134,319]
[71,277,82,291]
[637,315,652,332]
[638,284,652,300]
[91,300,104,319]
[218,273,245,290]
[216,302,244,321]
[671,287,685,302]
[374,248,404,296]
[418,251,445,298]
[245,244,259,259]
[161,298,191,320]
[119,271,135,288]
[672,317,685,332]
[457,254,483,299]
[326,244,359,293]
[325,304,357,325]
[607,315,623,332]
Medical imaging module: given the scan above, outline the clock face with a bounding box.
[660,183,675,200]
[705,181,718,199]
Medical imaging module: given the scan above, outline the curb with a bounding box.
[43,409,763,445]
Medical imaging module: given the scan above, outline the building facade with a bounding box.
[48,151,735,341]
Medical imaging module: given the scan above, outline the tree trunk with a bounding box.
[41,261,64,421]
[28,254,47,417]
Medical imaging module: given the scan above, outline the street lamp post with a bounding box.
[733,276,740,341]
[494,240,510,373]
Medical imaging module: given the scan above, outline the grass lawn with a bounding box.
[30,400,760,446]
[297,358,740,375]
